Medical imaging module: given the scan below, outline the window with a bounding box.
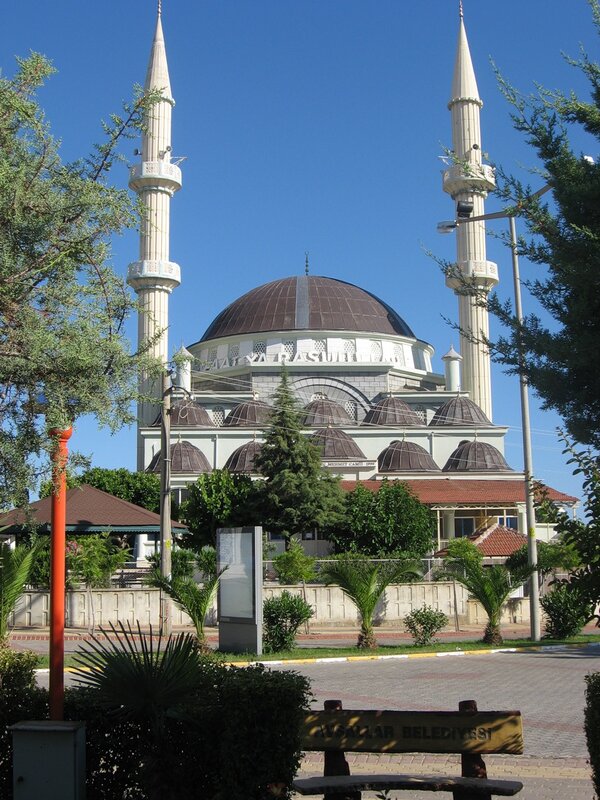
[283,340,296,359]
[312,392,328,401]
[370,340,382,361]
[498,516,519,530]
[454,518,475,538]
[345,400,358,420]
[208,347,218,362]
[253,341,266,357]
[228,343,239,361]
[213,406,225,426]
[313,339,326,354]
[343,340,356,359]
[393,343,405,365]
[413,404,427,424]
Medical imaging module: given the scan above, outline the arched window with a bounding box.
[212,406,225,426]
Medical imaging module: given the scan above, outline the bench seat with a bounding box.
[293,773,524,796]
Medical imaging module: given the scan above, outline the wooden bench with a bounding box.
[293,699,524,799]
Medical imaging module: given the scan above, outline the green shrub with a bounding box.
[404,605,449,646]
[0,648,39,692]
[585,672,600,799]
[263,591,313,652]
[540,583,592,639]
[273,539,316,585]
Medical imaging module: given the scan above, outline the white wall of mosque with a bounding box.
[192,332,435,375]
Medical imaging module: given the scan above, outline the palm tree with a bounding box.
[146,548,223,647]
[443,539,530,645]
[320,555,421,648]
[0,542,39,645]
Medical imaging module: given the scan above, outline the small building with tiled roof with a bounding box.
[435,525,529,561]
[0,484,187,563]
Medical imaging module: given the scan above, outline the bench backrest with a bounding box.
[301,709,524,755]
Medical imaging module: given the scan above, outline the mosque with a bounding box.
[127,5,576,557]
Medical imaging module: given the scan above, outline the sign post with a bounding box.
[217,526,263,654]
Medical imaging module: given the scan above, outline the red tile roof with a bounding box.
[339,478,577,505]
[435,525,528,558]
[0,484,187,533]
[471,525,528,557]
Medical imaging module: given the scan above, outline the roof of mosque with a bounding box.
[198,276,416,342]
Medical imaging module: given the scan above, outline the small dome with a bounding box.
[378,440,440,472]
[362,397,422,427]
[429,396,492,427]
[224,441,262,474]
[302,398,354,427]
[443,441,512,472]
[147,442,212,474]
[152,400,213,428]
[310,428,366,459]
[223,400,271,427]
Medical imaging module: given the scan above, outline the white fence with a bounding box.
[11,582,530,630]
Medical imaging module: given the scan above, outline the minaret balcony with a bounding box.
[127,259,181,292]
[129,161,182,194]
[445,259,499,291]
[442,163,495,197]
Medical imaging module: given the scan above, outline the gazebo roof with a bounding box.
[0,484,187,535]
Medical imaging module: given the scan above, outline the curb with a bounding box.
[31,640,600,673]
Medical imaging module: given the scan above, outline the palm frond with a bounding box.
[0,542,40,641]
[71,622,206,734]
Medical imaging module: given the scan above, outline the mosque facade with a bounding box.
[127,7,576,557]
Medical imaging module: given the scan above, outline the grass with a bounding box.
[29,633,600,669]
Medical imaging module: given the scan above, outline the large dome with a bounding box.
[199,276,415,342]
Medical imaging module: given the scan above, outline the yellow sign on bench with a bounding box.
[301,709,524,755]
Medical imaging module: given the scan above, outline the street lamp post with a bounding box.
[438,203,545,641]
[49,425,73,720]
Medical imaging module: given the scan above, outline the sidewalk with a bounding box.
[8,620,599,653]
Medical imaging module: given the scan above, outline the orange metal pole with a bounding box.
[49,426,72,721]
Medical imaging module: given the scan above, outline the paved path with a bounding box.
[273,647,599,800]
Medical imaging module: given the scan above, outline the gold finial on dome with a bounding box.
[158,0,162,17]
[459,0,463,19]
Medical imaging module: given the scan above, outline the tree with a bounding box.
[40,468,161,514]
[552,441,600,625]
[443,539,530,645]
[329,480,435,557]
[483,1,600,448]
[0,54,161,508]
[67,534,130,632]
[180,469,261,550]
[253,369,345,544]
[0,542,40,644]
[320,555,421,648]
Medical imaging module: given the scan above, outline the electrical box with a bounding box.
[10,720,86,800]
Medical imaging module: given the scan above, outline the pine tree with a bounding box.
[488,0,600,448]
[0,54,161,507]
[254,369,344,543]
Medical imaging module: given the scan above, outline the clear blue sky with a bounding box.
[2,1,596,503]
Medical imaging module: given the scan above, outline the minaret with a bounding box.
[127,3,182,467]
[443,4,498,419]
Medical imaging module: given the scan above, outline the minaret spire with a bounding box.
[442,10,498,420]
[127,6,182,467]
